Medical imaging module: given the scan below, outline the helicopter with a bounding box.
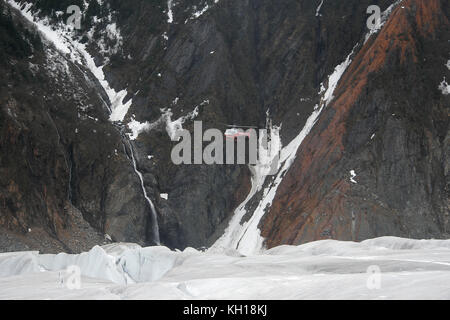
[223,124,258,140]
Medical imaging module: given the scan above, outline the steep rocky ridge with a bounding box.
[261,0,449,247]
[0,2,155,252]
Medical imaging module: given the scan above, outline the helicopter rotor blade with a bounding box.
[223,124,258,129]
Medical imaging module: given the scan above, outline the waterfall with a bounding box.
[47,111,73,204]
[127,141,161,245]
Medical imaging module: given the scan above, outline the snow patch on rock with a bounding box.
[439,77,450,95]
[167,0,175,23]
[350,170,358,184]
[316,0,324,17]
[186,0,220,23]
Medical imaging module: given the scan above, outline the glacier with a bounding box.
[1,237,450,300]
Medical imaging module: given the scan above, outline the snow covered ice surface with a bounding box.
[1,237,450,300]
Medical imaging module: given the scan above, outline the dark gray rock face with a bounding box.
[0,0,448,253]
[92,0,401,249]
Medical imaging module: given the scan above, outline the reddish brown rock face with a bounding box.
[261,0,450,248]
